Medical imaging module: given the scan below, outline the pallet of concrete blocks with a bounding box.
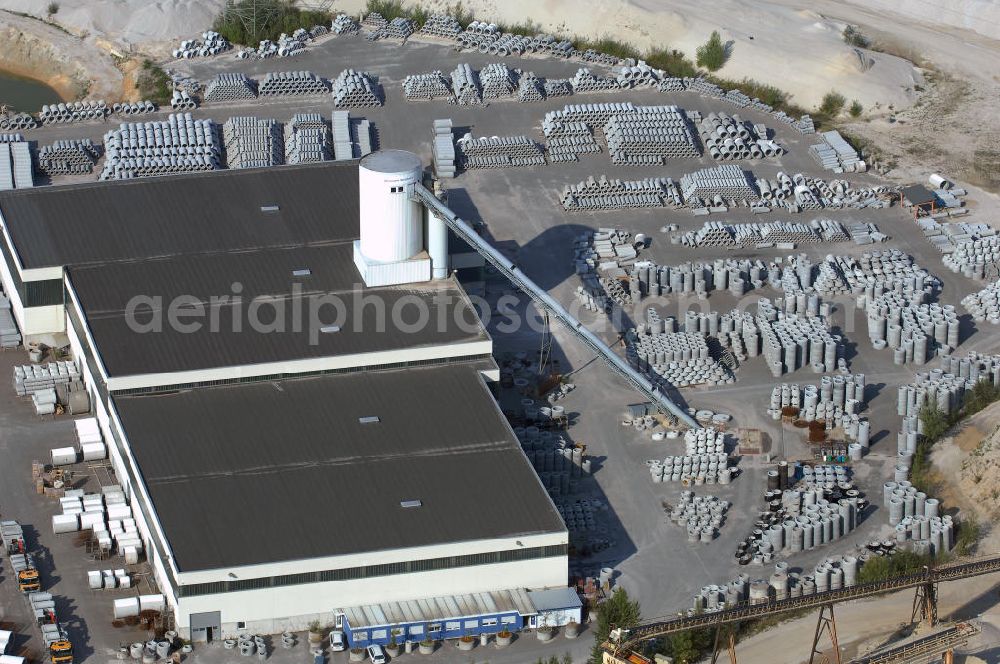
[603,106,701,164]
[284,113,330,164]
[680,164,758,206]
[37,139,101,175]
[657,77,686,92]
[0,112,36,131]
[222,117,283,169]
[332,69,382,107]
[668,492,730,543]
[516,72,545,103]
[13,361,80,397]
[331,110,353,160]
[258,70,329,96]
[170,89,198,110]
[457,133,545,169]
[432,119,456,178]
[39,100,110,124]
[0,137,32,190]
[172,30,230,58]
[543,79,573,99]
[450,63,482,105]
[0,293,20,348]
[331,13,360,34]
[419,13,462,39]
[614,61,658,88]
[570,68,617,93]
[403,71,453,101]
[100,113,221,180]
[203,73,257,102]
[560,176,677,211]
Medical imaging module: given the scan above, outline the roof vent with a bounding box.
[359,416,380,424]
[400,500,422,508]
[292,268,312,277]
[260,205,280,213]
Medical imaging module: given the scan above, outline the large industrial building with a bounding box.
[0,153,579,643]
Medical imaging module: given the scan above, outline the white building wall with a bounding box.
[175,555,567,638]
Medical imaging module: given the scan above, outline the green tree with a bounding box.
[696,31,728,71]
[819,91,847,117]
[955,515,982,556]
[661,627,714,663]
[591,588,641,664]
[919,403,950,443]
[849,100,863,117]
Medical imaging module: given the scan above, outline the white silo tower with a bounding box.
[353,150,433,287]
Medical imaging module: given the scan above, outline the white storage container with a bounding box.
[138,594,166,612]
[113,597,140,618]
[52,514,80,534]
[123,546,139,564]
[80,442,107,461]
[50,447,78,466]
[87,571,103,589]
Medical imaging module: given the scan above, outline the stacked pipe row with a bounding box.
[756,172,892,213]
[962,279,1000,324]
[883,481,952,557]
[332,69,382,107]
[419,13,462,38]
[331,13,359,35]
[456,23,574,59]
[614,61,659,88]
[456,134,545,168]
[0,113,36,130]
[545,102,639,127]
[222,117,283,169]
[628,327,732,387]
[332,111,352,160]
[100,113,220,180]
[40,101,109,124]
[943,236,1000,279]
[172,31,230,58]
[544,122,600,163]
[170,90,198,111]
[561,176,680,211]
[37,139,101,175]
[258,71,329,96]
[602,105,701,165]
[284,113,330,164]
[517,72,545,103]
[451,63,481,105]
[112,100,157,117]
[571,68,617,92]
[669,492,730,544]
[361,12,388,29]
[681,164,759,205]
[403,71,453,100]
[675,219,849,248]
[697,112,783,160]
[479,63,515,99]
[383,17,416,40]
[647,433,732,485]
[432,119,456,178]
[204,73,257,102]
[543,79,573,98]
[238,32,309,58]
[810,130,864,172]
[755,304,843,376]
[622,258,768,299]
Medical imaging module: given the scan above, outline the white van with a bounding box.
[366,644,386,663]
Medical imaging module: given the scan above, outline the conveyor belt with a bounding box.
[851,622,979,664]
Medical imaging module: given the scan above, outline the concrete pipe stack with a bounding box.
[170,89,198,110]
[172,30,230,58]
[111,100,158,117]
[222,117,283,169]
[419,13,462,38]
[479,63,516,99]
[403,71,453,101]
[560,176,679,211]
[658,77,687,92]
[0,112,37,131]
[37,139,101,175]
[99,113,220,180]
[602,105,701,165]
[649,456,730,486]
[767,374,867,425]
[544,121,599,162]
[670,492,729,543]
[383,17,416,40]
[432,118,456,177]
[944,236,1000,280]
[450,63,482,105]
[258,71,329,96]
[284,113,330,164]
[962,278,1000,324]
[579,49,620,66]
[570,68,617,92]
[332,69,382,107]
[614,61,658,88]
[331,111,353,160]
[40,100,110,124]
[697,112,782,161]
[680,164,759,206]
[543,79,573,98]
[331,13,360,35]
[361,12,388,30]
[627,326,732,387]
[753,307,842,376]
[204,73,257,102]
[544,102,638,128]
[516,72,545,103]
[898,351,1000,420]
[456,133,545,168]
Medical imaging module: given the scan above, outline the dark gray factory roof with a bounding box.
[67,243,488,378]
[0,161,360,270]
[112,362,566,572]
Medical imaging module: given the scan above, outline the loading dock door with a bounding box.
[190,611,221,643]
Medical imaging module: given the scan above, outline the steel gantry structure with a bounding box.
[604,553,1000,664]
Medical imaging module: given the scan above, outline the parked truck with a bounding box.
[40,625,73,664]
